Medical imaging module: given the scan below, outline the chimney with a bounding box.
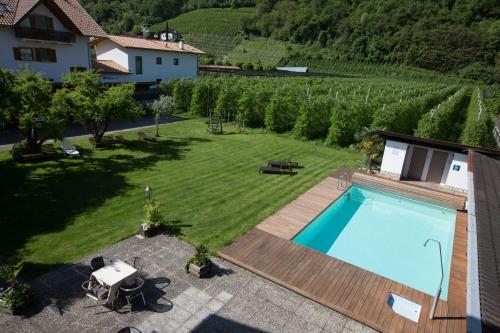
[179,40,184,50]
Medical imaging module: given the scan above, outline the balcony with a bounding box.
[14,27,75,43]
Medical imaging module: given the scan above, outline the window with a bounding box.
[135,56,143,74]
[29,15,54,31]
[0,3,12,12]
[13,47,34,61]
[35,48,56,62]
[156,57,162,65]
[173,58,179,66]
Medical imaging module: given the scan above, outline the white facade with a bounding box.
[0,3,91,82]
[95,39,199,83]
[444,153,468,190]
[380,140,409,178]
[380,139,468,192]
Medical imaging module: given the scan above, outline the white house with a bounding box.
[0,0,106,82]
[90,35,204,84]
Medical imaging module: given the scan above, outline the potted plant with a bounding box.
[139,200,163,238]
[185,245,212,278]
[0,263,33,315]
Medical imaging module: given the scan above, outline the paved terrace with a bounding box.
[0,235,376,333]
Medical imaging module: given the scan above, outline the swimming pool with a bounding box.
[293,185,456,300]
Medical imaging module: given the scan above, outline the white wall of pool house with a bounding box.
[380,139,468,192]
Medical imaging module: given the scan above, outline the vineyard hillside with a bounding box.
[149,8,255,57]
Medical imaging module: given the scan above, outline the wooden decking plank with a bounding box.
[219,172,467,333]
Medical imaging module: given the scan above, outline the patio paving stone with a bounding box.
[0,234,373,333]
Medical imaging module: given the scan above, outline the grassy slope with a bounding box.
[227,37,290,65]
[0,119,361,277]
[149,8,255,57]
[150,8,255,35]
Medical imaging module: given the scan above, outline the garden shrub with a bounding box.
[292,95,333,139]
[173,78,194,113]
[11,140,29,161]
[264,93,297,133]
[190,79,219,117]
[326,101,370,146]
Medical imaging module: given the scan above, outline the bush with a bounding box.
[11,140,29,161]
[159,79,176,96]
[242,62,254,71]
[292,96,332,140]
[172,79,194,113]
[235,62,244,68]
[1,284,33,314]
[326,101,370,146]
[190,79,219,117]
[264,93,297,133]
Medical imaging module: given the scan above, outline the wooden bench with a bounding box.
[351,172,466,210]
[138,131,156,142]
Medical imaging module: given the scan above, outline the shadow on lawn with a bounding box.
[0,137,210,277]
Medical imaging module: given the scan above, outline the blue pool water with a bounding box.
[293,185,456,300]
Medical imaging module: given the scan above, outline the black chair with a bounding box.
[119,278,146,311]
[117,327,141,333]
[90,256,114,271]
[128,257,144,277]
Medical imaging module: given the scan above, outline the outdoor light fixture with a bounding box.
[145,186,153,202]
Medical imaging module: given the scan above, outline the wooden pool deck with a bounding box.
[219,172,467,333]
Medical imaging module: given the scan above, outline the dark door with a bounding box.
[407,147,427,180]
[426,150,449,183]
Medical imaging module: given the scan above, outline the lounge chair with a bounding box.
[61,139,80,158]
[267,160,299,168]
[138,131,156,142]
[259,165,294,175]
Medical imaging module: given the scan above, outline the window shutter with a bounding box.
[13,47,21,60]
[49,49,56,62]
[46,17,54,31]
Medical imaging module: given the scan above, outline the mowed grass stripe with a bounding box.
[0,119,360,277]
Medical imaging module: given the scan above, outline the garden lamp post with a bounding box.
[145,186,153,202]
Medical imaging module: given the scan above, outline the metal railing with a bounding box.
[424,238,444,320]
[14,27,75,43]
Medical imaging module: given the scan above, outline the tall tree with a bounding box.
[52,71,142,145]
[5,68,67,153]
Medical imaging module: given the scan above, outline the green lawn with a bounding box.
[0,119,361,277]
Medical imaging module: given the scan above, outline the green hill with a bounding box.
[150,7,255,34]
[150,8,255,57]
